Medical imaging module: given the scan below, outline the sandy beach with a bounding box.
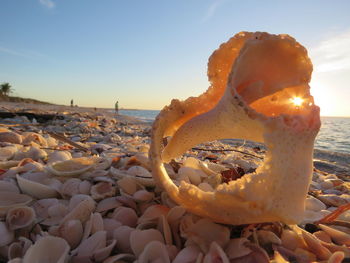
[0,101,350,262]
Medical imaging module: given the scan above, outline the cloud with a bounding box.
[39,0,55,9]
[310,30,350,73]
[201,0,225,23]
[0,45,48,60]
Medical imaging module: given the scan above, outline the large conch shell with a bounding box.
[150,32,321,225]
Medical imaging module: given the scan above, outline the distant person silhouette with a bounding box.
[115,101,119,115]
[70,99,73,107]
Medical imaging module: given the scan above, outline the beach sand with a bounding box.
[0,101,350,262]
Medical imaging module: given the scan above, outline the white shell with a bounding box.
[16,173,60,199]
[22,236,70,263]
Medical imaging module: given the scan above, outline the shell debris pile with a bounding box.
[0,110,349,263]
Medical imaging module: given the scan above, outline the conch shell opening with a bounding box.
[150,32,321,225]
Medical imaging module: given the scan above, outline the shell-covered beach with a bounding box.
[0,102,349,263]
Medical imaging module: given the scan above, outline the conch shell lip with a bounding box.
[149,31,321,225]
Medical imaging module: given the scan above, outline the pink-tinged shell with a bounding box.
[22,236,70,263]
[73,231,107,260]
[203,242,229,263]
[184,218,230,252]
[96,197,122,213]
[133,189,154,203]
[110,206,137,227]
[60,195,95,225]
[16,173,60,199]
[130,229,165,257]
[103,218,122,240]
[8,237,32,260]
[93,239,116,262]
[225,238,252,259]
[113,225,134,253]
[173,245,202,263]
[6,206,36,230]
[0,192,32,217]
[90,182,116,201]
[58,219,84,249]
[138,240,171,263]
[138,204,170,225]
[158,215,173,245]
[32,198,59,220]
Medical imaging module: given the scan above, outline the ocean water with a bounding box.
[119,110,350,155]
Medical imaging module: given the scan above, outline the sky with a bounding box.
[0,0,350,116]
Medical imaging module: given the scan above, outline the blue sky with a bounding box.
[1,0,350,116]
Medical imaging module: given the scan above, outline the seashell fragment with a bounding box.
[138,240,171,263]
[183,218,230,252]
[90,182,116,200]
[130,229,165,257]
[0,192,32,216]
[0,131,22,144]
[0,145,18,161]
[0,221,14,247]
[203,242,229,263]
[16,173,60,199]
[22,236,70,263]
[113,225,134,253]
[6,206,36,230]
[150,31,321,225]
[47,157,100,176]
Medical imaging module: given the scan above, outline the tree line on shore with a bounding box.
[0,82,13,97]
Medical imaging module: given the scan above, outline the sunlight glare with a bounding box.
[290,97,304,107]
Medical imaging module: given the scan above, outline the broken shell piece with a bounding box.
[126,165,155,187]
[0,181,20,193]
[47,157,99,176]
[133,189,154,203]
[90,182,116,200]
[60,195,95,225]
[225,238,252,259]
[0,221,14,247]
[110,206,138,227]
[319,224,350,246]
[0,131,22,144]
[96,197,122,213]
[13,146,47,161]
[6,206,36,230]
[172,245,202,263]
[57,219,83,249]
[138,240,171,263]
[47,151,72,164]
[130,229,165,257]
[16,173,60,199]
[113,225,134,253]
[184,218,230,252]
[73,231,112,262]
[0,145,18,161]
[150,31,321,225]
[0,192,32,216]
[203,242,229,263]
[23,236,70,263]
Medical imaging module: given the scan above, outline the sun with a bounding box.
[290,97,304,107]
